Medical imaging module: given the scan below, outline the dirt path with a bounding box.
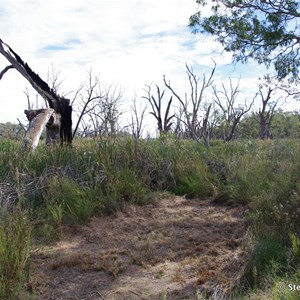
[29,197,247,300]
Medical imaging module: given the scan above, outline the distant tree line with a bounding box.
[0,122,25,140]
[1,102,299,142]
[137,61,298,144]
[236,110,300,140]
[1,61,299,143]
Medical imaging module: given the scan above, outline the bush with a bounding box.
[44,177,97,226]
[245,234,288,288]
[240,140,300,293]
[98,167,153,213]
[174,153,213,199]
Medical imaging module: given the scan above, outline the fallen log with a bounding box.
[23,108,56,150]
[46,111,61,145]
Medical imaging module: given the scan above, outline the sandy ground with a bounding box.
[28,197,248,300]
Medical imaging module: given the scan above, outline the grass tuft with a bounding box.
[0,207,31,299]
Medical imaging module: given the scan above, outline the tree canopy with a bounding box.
[189,0,300,80]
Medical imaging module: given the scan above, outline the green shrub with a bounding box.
[174,151,213,199]
[226,154,272,203]
[0,139,22,180]
[98,167,152,213]
[245,235,288,289]
[240,140,300,295]
[45,177,97,225]
[271,274,300,300]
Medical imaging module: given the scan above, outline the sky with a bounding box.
[0,0,297,134]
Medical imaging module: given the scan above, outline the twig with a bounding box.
[0,65,14,80]
[96,291,105,299]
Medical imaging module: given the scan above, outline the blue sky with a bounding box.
[0,0,296,134]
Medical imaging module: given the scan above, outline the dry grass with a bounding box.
[50,252,94,271]
[28,197,247,299]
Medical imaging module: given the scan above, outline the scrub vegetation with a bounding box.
[0,137,299,299]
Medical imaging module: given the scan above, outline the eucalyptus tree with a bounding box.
[189,0,300,80]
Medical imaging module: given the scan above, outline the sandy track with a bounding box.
[29,197,247,300]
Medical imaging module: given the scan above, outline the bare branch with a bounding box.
[213,78,254,141]
[143,83,174,135]
[0,65,14,80]
[72,70,103,138]
[164,62,216,140]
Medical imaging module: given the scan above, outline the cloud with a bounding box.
[43,38,82,52]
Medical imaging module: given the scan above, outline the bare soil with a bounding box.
[28,197,248,300]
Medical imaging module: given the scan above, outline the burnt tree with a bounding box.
[0,38,72,146]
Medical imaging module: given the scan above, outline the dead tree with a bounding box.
[130,96,147,139]
[173,105,185,139]
[84,83,123,137]
[163,62,216,140]
[142,84,174,136]
[0,38,72,149]
[213,78,255,142]
[73,75,124,138]
[72,70,103,138]
[201,103,212,147]
[99,84,123,137]
[47,64,64,94]
[258,87,277,139]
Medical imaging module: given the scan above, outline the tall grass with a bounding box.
[0,207,31,299]
[45,176,97,225]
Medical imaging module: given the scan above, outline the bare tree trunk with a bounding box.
[46,112,61,145]
[202,103,212,147]
[258,87,277,139]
